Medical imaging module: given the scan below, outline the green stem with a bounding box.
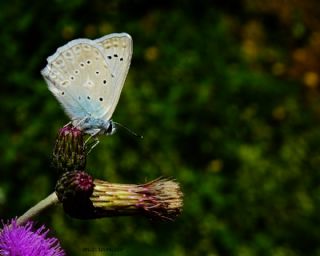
[16,192,59,225]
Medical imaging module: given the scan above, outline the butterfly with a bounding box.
[41,33,132,137]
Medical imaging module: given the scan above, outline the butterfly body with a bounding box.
[41,33,132,135]
[75,117,115,136]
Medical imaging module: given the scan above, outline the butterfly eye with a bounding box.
[106,123,113,134]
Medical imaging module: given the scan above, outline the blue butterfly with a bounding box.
[41,33,132,137]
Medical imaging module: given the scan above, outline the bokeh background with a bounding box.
[1,0,320,255]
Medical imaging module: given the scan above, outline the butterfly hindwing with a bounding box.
[41,33,132,123]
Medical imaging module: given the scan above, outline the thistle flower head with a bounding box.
[52,124,86,173]
[0,219,65,256]
[56,171,94,201]
[55,171,96,219]
[56,171,183,221]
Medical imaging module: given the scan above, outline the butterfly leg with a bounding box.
[72,117,87,129]
[84,129,100,144]
[86,137,100,154]
[85,129,101,154]
[63,121,72,127]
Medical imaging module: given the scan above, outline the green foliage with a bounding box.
[1,1,320,255]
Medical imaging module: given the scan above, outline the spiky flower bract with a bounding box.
[52,124,86,174]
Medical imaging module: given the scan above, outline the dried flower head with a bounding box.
[92,177,183,221]
[0,219,65,256]
[56,171,183,221]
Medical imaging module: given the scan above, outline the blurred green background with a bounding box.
[1,0,320,255]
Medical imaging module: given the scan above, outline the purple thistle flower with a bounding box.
[0,219,65,256]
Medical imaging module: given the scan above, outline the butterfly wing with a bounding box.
[95,33,132,120]
[41,33,132,122]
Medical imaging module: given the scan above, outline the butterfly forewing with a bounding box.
[95,33,132,120]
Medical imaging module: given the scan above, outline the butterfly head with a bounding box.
[102,120,117,135]
[73,117,116,136]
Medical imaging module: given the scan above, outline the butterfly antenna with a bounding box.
[113,121,143,139]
